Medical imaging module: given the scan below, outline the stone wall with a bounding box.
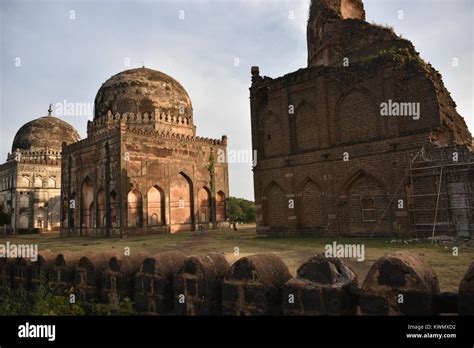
[0,152,63,234]
[61,119,229,237]
[0,251,472,316]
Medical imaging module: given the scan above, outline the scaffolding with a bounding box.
[407,145,474,238]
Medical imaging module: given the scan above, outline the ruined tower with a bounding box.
[250,0,473,237]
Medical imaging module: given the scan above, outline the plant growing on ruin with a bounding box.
[207,149,216,194]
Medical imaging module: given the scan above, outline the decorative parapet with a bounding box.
[123,126,227,146]
[62,127,120,154]
[64,118,226,154]
[5,148,62,165]
[88,109,194,135]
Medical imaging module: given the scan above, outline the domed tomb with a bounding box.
[12,112,80,153]
[94,67,193,119]
[93,67,195,136]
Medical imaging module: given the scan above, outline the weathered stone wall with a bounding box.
[0,251,472,316]
[60,128,122,237]
[0,154,63,234]
[135,251,187,315]
[61,124,229,237]
[222,253,291,315]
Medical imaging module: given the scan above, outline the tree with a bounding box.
[228,197,255,224]
[0,205,11,226]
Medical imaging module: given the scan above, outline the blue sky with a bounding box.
[0,0,472,200]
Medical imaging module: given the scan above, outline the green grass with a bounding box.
[1,226,472,292]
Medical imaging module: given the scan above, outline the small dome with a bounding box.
[12,115,80,152]
[94,67,193,120]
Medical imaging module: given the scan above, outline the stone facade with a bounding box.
[0,111,80,233]
[61,67,229,237]
[250,0,473,237]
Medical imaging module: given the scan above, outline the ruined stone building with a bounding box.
[61,67,229,237]
[0,107,80,233]
[250,0,473,237]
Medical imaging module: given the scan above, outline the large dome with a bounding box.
[94,67,193,120]
[12,114,80,152]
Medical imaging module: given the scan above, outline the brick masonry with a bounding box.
[250,0,473,237]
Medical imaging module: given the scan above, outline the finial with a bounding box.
[48,104,53,116]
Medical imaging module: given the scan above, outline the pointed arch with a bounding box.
[19,194,29,209]
[197,186,212,223]
[335,88,379,144]
[216,191,226,222]
[337,168,389,233]
[297,177,325,229]
[148,185,165,226]
[338,168,387,197]
[260,110,283,158]
[18,176,30,188]
[294,100,320,151]
[47,177,56,189]
[263,181,287,228]
[34,176,43,188]
[35,207,45,228]
[170,172,193,226]
[81,176,94,228]
[127,189,143,227]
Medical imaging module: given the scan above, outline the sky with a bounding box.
[0,0,473,201]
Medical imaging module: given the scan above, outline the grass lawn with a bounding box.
[1,225,472,292]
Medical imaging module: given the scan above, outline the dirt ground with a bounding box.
[1,225,472,292]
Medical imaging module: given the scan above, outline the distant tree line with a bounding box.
[227,197,255,224]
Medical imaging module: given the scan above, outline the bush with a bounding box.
[0,205,11,226]
[228,197,256,223]
[0,280,136,315]
[0,284,84,316]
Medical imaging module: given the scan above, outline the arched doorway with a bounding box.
[170,172,193,229]
[127,189,143,227]
[263,181,287,228]
[81,177,94,228]
[197,187,212,223]
[147,185,165,226]
[297,179,325,231]
[35,207,45,229]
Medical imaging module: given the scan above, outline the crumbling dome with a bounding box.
[283,253,358,315]
[12,115,80,152]
[94,67,193,120]
[360,251,440,315]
